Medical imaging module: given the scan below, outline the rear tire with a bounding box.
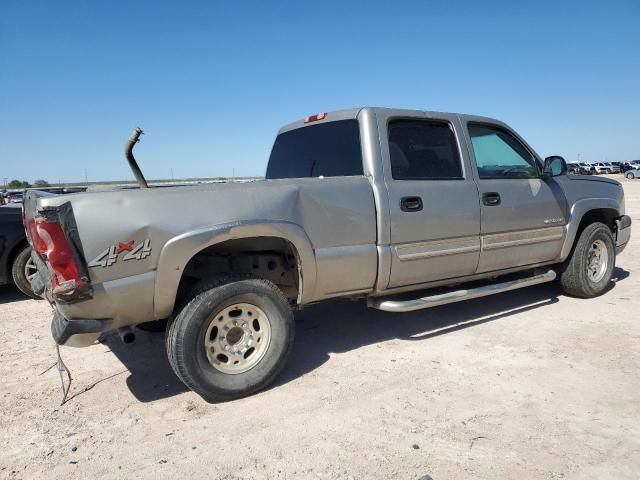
[560,222,615,298]
[166,276,294,402]
[626,172,635,179]
[11,246,41,300]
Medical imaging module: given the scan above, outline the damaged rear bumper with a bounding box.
[51,308,112,348]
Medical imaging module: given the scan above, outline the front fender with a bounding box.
[559,198,622,261]
[153,220,317,319]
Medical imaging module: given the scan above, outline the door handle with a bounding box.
[482,192,501,206]
[400,196,423,212]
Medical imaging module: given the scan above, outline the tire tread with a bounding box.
[560,222,615,298]
[166,274,293,402]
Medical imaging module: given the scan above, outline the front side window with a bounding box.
[266,120,363,179]
[468,124,539,179]
[388,120,463,180]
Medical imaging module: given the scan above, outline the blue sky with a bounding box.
[1,0,638,183]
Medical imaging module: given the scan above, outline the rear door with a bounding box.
[462,121,568,272]
[380,111,481,288]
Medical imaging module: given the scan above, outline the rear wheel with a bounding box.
[560,222,615,298]
[626,172,635,179]
[166,276,294,402]
[11,246,41,300]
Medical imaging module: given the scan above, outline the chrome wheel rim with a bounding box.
[204,303,272,374]
[24,256,38,282]
[586,239,609,283]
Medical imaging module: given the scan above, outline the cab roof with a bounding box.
[277,106,505,134]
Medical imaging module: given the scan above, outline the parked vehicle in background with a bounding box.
[567,163,592,175]
[567,163,581,174]
[0,191,58,298]
[604,162,621,173]
[7,192,24,204]
[0,204,41,298]
[579,163,595,175]
[592,163,612,174]
[621,162,637,172]
[24,107,631,402]
[611,162,623,172]
[625,168,640,179]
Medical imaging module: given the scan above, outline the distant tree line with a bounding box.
[6,179,49,189]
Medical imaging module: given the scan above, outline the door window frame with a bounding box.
[385,116,468,181]
[466,122,543,180]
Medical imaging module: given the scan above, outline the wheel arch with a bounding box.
[560,199,621,262]
[154,220,317,319]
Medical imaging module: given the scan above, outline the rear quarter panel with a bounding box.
[35,177,377,324]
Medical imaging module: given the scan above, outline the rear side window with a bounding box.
[388,120,463,180]
[266,120,363,179]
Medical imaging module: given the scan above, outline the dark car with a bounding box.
[0,191,58,298]
[623,160,640,172]
[0,204,41,298]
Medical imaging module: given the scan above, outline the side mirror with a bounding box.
[543,156,567,178]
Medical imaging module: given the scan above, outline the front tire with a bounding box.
[626,172,635,179]
[166,276,294,402]
[11,246,41,300]
[560,222,615,298]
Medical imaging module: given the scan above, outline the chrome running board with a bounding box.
[368,269,556,313]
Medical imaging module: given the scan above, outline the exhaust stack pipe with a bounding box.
[117,327,136,344]
[125,127,149,189]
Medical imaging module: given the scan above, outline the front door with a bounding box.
[464,122,568,273]
[384,113,481,288]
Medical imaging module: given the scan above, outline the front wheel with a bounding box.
[560,222,615,298]
[626,172,635,179]
[166,276,294,402]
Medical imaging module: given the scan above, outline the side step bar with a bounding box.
[368,269,557,313]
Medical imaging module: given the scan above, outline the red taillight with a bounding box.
[31,219,83,295]
[28,219,47,254]
[304,112,328,123]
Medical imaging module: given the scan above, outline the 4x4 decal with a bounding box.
[88,239,151,268]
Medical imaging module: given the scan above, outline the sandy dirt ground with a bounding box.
[1,176,639,480]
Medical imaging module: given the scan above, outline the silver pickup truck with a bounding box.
[24,107,631,402]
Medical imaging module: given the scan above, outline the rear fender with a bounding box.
[153,220,316,319]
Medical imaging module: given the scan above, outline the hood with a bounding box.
[567,175,621,187]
